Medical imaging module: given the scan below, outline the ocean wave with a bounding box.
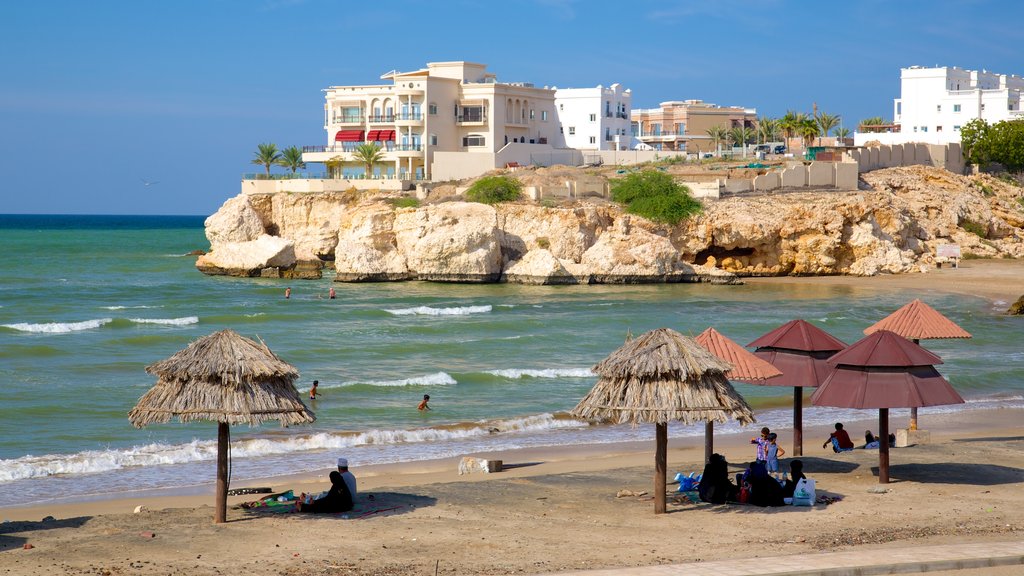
[328,371,458,388]
[385,305,492,316]
[2,318,113,334]
[103,305,161,310]
[0,413,587,482]
[128,316,199,326]
[485,368,595,379]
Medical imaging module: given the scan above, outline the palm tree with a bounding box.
[814,112,841,146]
[779,110,801,144]
[251,143,282,177]
[276,146,306,174]
[706,125,728,157]
[730,126,754,149]
[858,117,886,133]
[352,143,385,178]
[799,117,820,149]
[758,117,780,145]
[834,126,851,141]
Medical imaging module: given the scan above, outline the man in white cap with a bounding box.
[337,457,357,497]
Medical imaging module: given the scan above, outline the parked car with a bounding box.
[773,145,786,154]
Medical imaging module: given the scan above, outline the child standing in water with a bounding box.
[418,394,431,411]
[765,433,785,478]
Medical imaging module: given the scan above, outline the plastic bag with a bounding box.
[792,478,816,506]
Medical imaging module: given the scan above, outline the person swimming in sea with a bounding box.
[418,394,431,411]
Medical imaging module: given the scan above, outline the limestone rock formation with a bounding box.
[198,165,1024,283]
[204,195,265,247]
[1008,295,1024,315]
[195,234,296,276]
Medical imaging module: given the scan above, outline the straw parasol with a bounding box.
[748,319,847,457]
[695,327,781,463]
[811,330,964,483]
[864,298,972,430]
[572,328,755,514]
[129,329,315,523]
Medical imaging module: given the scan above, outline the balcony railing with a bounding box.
[617,112,629,119]
[242,172,330,180]
[368,115,396,123]
[396,112,423,121]
[330,114,363,124]
[302,143,421,153]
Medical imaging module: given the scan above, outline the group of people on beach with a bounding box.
[824,422,895,452]
[295,457,358,514]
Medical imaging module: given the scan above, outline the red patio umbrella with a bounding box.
[864,299,972,430]
[748,319,847,456]
[811,330,964,483]
[696,327,781,462]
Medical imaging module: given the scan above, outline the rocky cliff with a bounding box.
[196,165,1024,283]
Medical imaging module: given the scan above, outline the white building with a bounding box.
[553,84,632,150]
[855,66,1024,146]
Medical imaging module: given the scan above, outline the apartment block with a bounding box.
[553,84,632,150]
[855,66,1024,146]
[631,100,757,153]
[302,61,559,180]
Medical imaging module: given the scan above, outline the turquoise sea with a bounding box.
[1,214,1021,506]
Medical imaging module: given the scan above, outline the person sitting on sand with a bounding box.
[864,430,880,449]
[745,460,786,507]
[296,470,352,514]
[698,453,738,504]
[418,394,431,411]
[782,459,806,498]
[337,457,357,498]
[823,422,855,452]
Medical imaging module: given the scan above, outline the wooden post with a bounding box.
[654,422,667,515]
[879,409,890,484]
[215,422,229,524]
[793,387,803,457]
[704,421,714,464]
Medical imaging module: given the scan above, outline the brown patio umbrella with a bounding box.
[864,298,972,430]
[811,329,964,483]
[748,319,847,457]
[695,327,781,463]
[572,328,755,514]
[128,329,315,523]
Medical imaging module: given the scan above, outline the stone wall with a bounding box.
[844,143,964,175]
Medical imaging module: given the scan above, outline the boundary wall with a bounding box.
[242,178,408,195]
[844,142,964,175]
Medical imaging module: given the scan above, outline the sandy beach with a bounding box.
[3,261,1023,575]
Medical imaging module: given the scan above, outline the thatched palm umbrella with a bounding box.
[129,329,315,523]
[572,328,755,514]
[864,298,972,430]
[748,319,847,457]
[695,327,781,463]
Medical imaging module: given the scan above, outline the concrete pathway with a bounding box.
[547,539,1024,576]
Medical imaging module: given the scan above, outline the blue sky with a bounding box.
[1,0,1019,215]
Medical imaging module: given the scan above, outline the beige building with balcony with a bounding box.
[302,61,560,181]
[631,100,757,153]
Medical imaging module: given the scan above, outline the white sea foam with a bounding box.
[128,316,199,326]
[385,305,492,316]
[0,413,587,482]
[485,368,595,379]
[2,318,113,334]
[103,305,161,310]
[329,371,458,388]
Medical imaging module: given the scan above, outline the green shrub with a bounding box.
[1016,197,1024,210]
[540,198,558,208]
[610,170,702,225]
[465,175,522,204]
[536,237,550,249]
[978,182,994,197]
[996,173,1021,186]
[960,219,988,238]
[389,197,420,208]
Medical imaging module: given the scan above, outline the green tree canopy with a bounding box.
[815,112,841,145]
[962,119,1024,171]
[610,170,702,225]
[277,146,306,174]
[464,175,522,204]
[251,143,282,176]
[352,143,385,178]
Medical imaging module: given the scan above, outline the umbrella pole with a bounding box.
[705,421,714,464]
[879,409,890,484]
[655,422,667,515]
[910,339,920,430]
[215,422,229,524]
[793,387,803,457]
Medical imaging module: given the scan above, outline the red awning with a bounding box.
[380,130,396,141]
[696,327,782,382]
[334,130,365,142]
[366,130,382,141]
[864,299,972,340]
